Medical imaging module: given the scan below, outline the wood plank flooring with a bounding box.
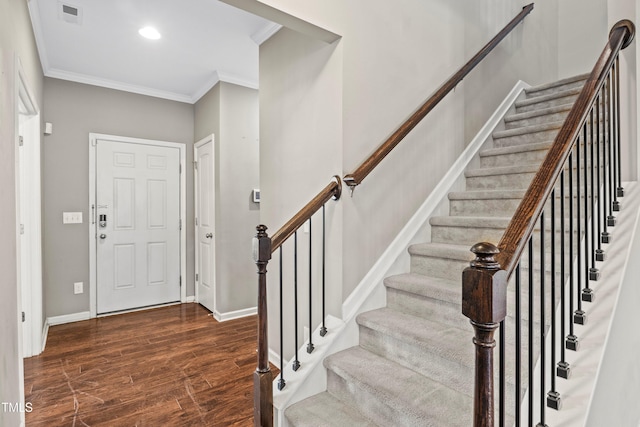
[24,304,277,426]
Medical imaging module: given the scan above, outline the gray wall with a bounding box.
[257,0,560,303]
[42,78,194,317]
[0,0,43,424]
[195,82,260,315]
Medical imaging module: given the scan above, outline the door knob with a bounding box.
[100,234,107,239]
[205,233,213,239]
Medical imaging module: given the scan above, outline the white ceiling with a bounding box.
[28,0,279,103]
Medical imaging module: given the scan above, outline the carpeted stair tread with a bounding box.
[285,391,377,427]
[384,273,460,304]
[515,87,582,109]
[448,189,525,200]
[324,346,473,427]
[408,242,474,261]
[430,215,511,229]
[524,73,589,96]
[493,120,563,140]
[504,103,573,124]
[480,140,553,158]
[465,163,540,178]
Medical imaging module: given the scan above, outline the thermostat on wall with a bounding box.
[253,189,260,203]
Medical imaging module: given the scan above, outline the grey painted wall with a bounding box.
[0,0,43,424]
[195,82,260,315]
[42,78,194,317]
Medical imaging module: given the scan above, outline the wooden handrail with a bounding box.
[270,176,342,252]
[343,3,534,192]
[495,19,635,277]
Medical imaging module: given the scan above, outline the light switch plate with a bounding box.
[74,282,83,294]
[63,212,83,224]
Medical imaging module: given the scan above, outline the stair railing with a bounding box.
[254,4,535,426]
[344,3,534,193]
[463,20,635,427]
[253,176,342,426]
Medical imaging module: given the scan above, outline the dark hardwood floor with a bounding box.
[24,304,274,426]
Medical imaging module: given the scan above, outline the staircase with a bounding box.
[284,74,589,426]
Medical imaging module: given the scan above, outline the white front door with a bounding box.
[96,139,181,314]
[195,136,215,312]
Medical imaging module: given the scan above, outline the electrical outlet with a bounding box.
[74,282,83,294]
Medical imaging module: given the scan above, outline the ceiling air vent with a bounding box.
[58,2,83,25]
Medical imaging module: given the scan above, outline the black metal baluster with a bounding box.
[566,152,579,351]
[558,169,571,377]
[516,263,522,427]
[615,57,624,201]
[292,232,300,371]
[602,72,612,244]
[596,87,606,262]
[574,140,587,326]
[588,104,600,288]
[538,211,547,427]
[500,319,505,427]
[548,191,562,409]
[278,247,285,390]
[307,218,314,354]
[528,237,534,427]
[607,70,617,228]
[320,205,327,337]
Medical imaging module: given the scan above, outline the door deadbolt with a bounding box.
[100,234,107,239]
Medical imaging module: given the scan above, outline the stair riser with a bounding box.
[505,110,571,129]
[431,225,575,249]
[466,172,537,190]
[449,198,521,217]
[516,94,579,113]
[410,255,468,281]
[526,80,586,97]
[480,149,549,168]
[493,128,561,148]
[386,288,469,329]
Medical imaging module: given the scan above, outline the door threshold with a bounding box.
[97,301,182,318]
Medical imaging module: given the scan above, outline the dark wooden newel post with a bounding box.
[462,242,507,427]
[253,225,273,427]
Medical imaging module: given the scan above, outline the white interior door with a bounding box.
[195,136,215,312]
[96,139,181,314]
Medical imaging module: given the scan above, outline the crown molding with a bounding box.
[251,22,283,45]
[45,68,194,103]
[190,70,259,103]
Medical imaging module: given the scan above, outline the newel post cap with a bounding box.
[253,225,272,263]
[611,19,636,49]
[462,242,507,324]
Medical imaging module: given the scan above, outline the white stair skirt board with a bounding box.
[271,80,530,425]
[213,306,257,322]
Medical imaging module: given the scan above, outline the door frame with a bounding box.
[15,55,43,359]
[193,134,216,311]
[89,133,187,318]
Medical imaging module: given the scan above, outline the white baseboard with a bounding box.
[185,295,196,303]
[213,306,257,322]
[41,321,49,353]
[46,311,91,326]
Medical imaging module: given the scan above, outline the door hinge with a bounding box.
[195,273,199,282]
[193,161,198,170]
[179,219,182,230]
[195,218,198,226]
[179,276,182,287]
[19,136,24,147]
[22,312,25,322]
[20,224,25,235]
[179,163,182,174]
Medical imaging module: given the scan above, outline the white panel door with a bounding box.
[96,140,181,313]
[195,137,215,312]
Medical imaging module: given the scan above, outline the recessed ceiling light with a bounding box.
[138,26,161,40]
